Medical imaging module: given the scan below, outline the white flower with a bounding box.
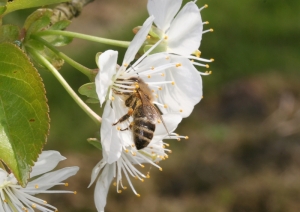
[89,113,185,212]
[147,0,213,67]
[0,151,79,212]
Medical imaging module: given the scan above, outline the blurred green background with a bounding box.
[4,0,300,211]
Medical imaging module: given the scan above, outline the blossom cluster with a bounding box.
[91,0,212,211]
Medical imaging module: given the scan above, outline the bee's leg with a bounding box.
[112,108,134,125]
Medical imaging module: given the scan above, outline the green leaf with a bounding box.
[3,0,69,16]
[78,82,99,102]
[87,138,102,150]
[0,24,20,43]
[0,42,49,186]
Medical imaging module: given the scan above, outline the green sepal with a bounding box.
[0,24,20,43]
[148,25,161,38]
[0,42,49,186]
[0,5,6,16]
[87,138,102,150]
[48,20,71,30]
[95,52,102,68]
[86,98,100,104]
[78,82,99,103]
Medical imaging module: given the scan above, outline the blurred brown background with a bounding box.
[5,0,300,211]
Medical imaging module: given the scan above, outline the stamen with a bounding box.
[171,81,175,85]
[203,28,213,34]
[175,63,182,67]
[164,35,168,40]
[151,66,155,70]
[206,64,209,68]
[147,35,150,39]
[123,63,128,67]
[147,75,151,78]
[203,21,209,25]
[199,4,208,11]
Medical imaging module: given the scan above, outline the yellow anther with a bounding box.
[164,35,168,40]
[123,186,127,190]
[196,50,201,57]
[204,4,208,8]
[140,164,145,168]
[123,63,128,67]
[113,182,117,186]
[165,155,169,158]
[35,185,39,189]
[32,204,36,208]
[117,190,122,193]
[165,56,170,60]
[147,35,151,39]
[161,73,165,76]
[185,136,189,139]
[3,199,7,203]
[180,109,183,112]
[43,201,47,204]
[151,90,154,93]
[164,104,168,108]
[146,174,150,178]
[141,179,144,182]
[206,64,209,68]
[177,138,181,141]
[132,144,135,147]
[210,58,215,62]
[111,96,115,101]
[162,157,166,160]
[204,21,209,24]
[202,96,204,99]
[65,183,69,187]
[210,28,214,32]
[157,120,161,123]
[147,75,151,78]
[74,191,77,194]
[169,150,172,153]
[55,210,58,212]
[175,63,182,67]
[190,59,194,62]
[159,167,163,171]
[125,149,129,153]
[135,176,138,180]
[117,126,121,131]
[155,94,158,98]
[136,194,141,197]
[135,84,139,88]
[132,152,136,156]
[151,66,155,70]
[165,143,170,147]
[158,86,162,90]
[163,145,166,148]
[171,81,175,85]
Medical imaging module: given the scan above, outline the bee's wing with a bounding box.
[138,90,170,135]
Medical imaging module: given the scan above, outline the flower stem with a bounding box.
[30,35,96,81]
[27,47,102,126]
[34,30,131,48]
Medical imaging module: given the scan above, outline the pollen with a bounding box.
[35,185,39,189]
[164,104,168,108]
[65,183,69,186]
[117,190,122,193]
[171,81,175,85]
[185,136,189,140]
[136,194,141,197]
[195,50,201,58]
[140,179,144,182]
[205,70,212,75]
[206,64,209,68]
[147,75,151,78]
[125,149,129,153]
[3,199,7,203]
[175,63,182,67]
[157,120,161,123]
[146,174,150,178]
[140,164,145,168]
[132,144,135,147]
[113,182,117,186]
[135,84,139,88]
[165,155,169,158]
[147,35,151,39]
[210,28,214,32]
[165,143,170,147]
[210,58,215,62]
[161,73,165,76]
[158,86,162,90]
[180,109,183,112]
[164,35,168,40]
[159,167,163,171]
[117,126,121,130]
[32,204,36,208]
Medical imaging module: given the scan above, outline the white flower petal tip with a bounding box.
[0,151,78,212]
[95,50,118,107]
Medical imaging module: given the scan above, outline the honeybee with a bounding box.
[112,77,168,150]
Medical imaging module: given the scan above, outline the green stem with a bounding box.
[35,30,131,48]
[30,35,95,80]
[27,47,101,126]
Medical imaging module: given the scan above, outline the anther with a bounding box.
[35,185,39,189]
[161,73,165,76]
[65,183,69,187]
[165,155,169,158]
[113,182,117,186]
[141,179,144,182]
[210,28,214,32]
[123,63,128,67]
[43,201,47,204]
[147,35,151,39]
[204,21,209,24]
[164,35,168,40]
[158,86,162,90]
[123,187,127,190]
[165,143,170,147]
[151,66,155,70]
[132,152,136,156]
[159,168,163,171]
[74,191,77,194]
[190,59,194,62]
[210,58,214,62]
[195,50,201,57]
[111,96,115,101]
[125,149,129,153]
[202,96,204,99]
[206,64,209,68]
[185,136,189,139]
[171,81,175,85]
[165,56,170,60]
[180,109,183,112]
[117,190,122,193]
[32,204,36,208]
[204,4,208,8]
[177,138,181,141]
[132,144,135,147]
[135,84,139,88]
[157,120,161,123]
[117,126,121,131]
[175,63,182,67]
[140,164,145,168]
[3,199,7,203]
[164,104,168,108]
[136,194,141,197]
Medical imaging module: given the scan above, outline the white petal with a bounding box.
[30,150,65,178]
[96,50,118,106]
[167,2,203,55]
[101,101,123,164]
[26,167,79,194]
[89,159,107,187]
[147,0,182,32]
[123,16,154,66]
[0,169,7,182]
[94,164,114,212]
[152,113,182,142]
[158,56,202,117]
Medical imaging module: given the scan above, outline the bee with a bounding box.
[112,77,168,150]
